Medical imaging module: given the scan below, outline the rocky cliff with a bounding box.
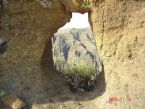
[52,28,101,71]
[52,28,103,91]
[0,0,145,109]
[90,1,145,109]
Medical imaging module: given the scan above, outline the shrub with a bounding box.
[63,65,98,91]
[70,65,97,75]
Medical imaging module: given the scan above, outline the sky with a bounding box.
[60,13,90,29]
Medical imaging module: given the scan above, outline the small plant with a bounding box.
[0,89,6,97]
[70,65,97,75]
[81,0,90,9]
[63,65,98,91]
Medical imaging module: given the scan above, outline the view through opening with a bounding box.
[60,13,91,29]
[51,12,103,91]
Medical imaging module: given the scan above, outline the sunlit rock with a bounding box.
[52,28,103,91]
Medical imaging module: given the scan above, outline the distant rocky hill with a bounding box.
[52,28,103,91]
[52,28,102,73]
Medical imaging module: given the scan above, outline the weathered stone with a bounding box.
[89,0,145,109]
[0,0,145,109]
[60,0,90,13]
[1,94,25,109]
[0,0,71,108]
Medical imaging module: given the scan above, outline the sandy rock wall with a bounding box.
[60,0,90,13]
[0,0,145,109]
[0,0,71,63]
[90,0,145,109]
[0,0,72,108]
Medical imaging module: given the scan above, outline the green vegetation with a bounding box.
[64,65,97,91]
[70,65,97,75]
[81,0,90,9]
[0,89,6,97]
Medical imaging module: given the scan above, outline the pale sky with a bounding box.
[60,13,90,29]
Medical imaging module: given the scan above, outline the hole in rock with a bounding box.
[0,38,7,54]
[52,13,103,92]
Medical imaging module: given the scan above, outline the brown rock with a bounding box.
[0,0,145,109]
[89,0,145,109]
[2,94,25,109]
[60,0,90,13]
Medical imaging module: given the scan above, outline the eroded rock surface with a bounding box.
[90,0,145,109]
[0,0,145,109]
[60,0,90,13]
[2,94,25,109]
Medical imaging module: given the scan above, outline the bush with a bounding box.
[64,65,98,91]
[65,64,97,75]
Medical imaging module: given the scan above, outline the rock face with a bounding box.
[60,0,90,13]
[2,94,26,109]
[0,0,72,109]
[0,0,145,109]
[89,1,145,109]
[52,28,103,91]
[53,28,102,71]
